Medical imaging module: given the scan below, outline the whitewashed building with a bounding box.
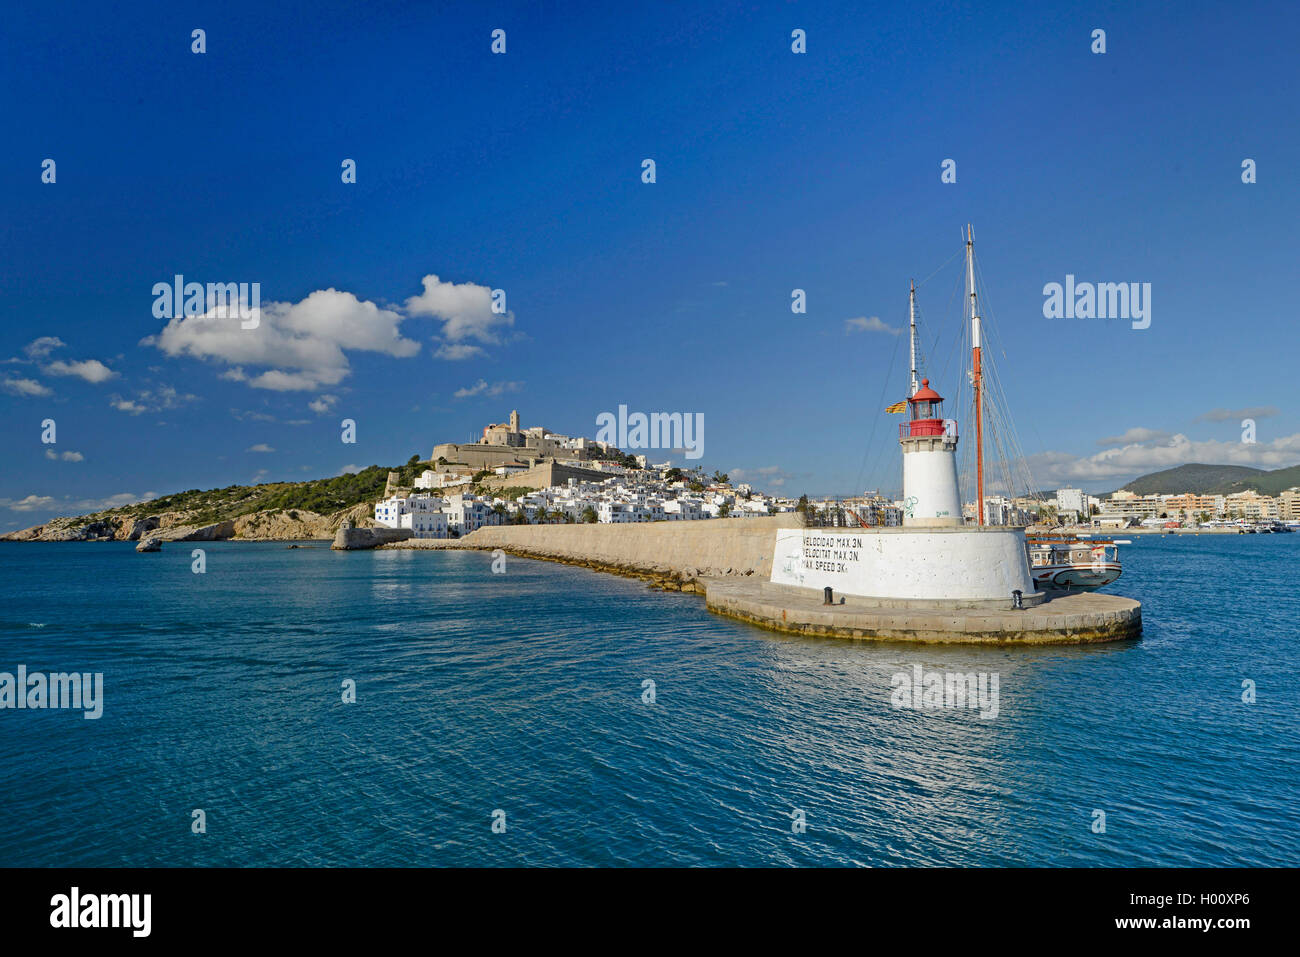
[414,470,471,491]
[374,494,450,539]
[444,493,504,536]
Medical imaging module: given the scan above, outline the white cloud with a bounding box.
[109,385,196,415]
[23,336,66,359]
[1096,427,1173,447]
[246,369,337,392]
[42,358,117,384]
[405,274,515,357]
[844,316,901,335]
[1027,432,1300,486]
[434,343,486,361]
[339,464,361,474]
[246,443,275,453]
[730,465,798,489]
[1,376,52,397]
[1197,406,1279,422]
[145,288,419,392]
[453,379,523,399]
[308,394,338,414]
[44,450,84,462]
[1,491,157,517]
[1,494,58,512]
[143,273,516,386]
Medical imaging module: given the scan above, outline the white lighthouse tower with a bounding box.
[900,378,962,527]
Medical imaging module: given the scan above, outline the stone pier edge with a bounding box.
[379,519,1143,646]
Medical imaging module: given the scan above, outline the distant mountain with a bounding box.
[1115,463,1300,497]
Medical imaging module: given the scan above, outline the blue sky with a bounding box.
[3,0,1298,527]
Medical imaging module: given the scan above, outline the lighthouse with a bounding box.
[900,379,962,527]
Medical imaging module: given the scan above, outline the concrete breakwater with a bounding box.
[707,579,1141,645]
[381,516,1142,644]
[384,515,802,588]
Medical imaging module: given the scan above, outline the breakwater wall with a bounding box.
[382,517,1143,644]
[387,515,803,586]
[333,525,413,549]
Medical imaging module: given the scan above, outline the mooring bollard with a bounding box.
[1012,589,1023,610]
[823,586,834,605]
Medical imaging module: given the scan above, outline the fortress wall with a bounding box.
[333,526,413,549]
[480,461,612,491]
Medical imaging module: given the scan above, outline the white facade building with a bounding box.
[374,494,450,539]
[414,469,471,491]
[444,494,503,535]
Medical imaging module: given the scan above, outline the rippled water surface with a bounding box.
[1,535,1296,866]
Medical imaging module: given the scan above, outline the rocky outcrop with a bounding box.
[2,524,46,541]
[149,520,237,542]
[233,510,329,540]
[39,520,118,542]
[2,500,383,543]
[135,536,162,552]
[117,516,161,541]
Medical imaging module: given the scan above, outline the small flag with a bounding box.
[884,400,907,414]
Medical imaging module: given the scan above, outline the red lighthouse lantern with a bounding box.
[905,379,946,437]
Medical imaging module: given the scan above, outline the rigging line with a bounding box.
[972,254,1043,499]
[978,296,1037,498]
[852,313,905,497]
[914,247,963,291]
[934,262,966,392]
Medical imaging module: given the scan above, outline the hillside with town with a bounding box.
[5,409,1300,544]
[373,410,1300,539]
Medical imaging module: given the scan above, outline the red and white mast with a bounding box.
[908,279,919,397]
[966,224,985,527]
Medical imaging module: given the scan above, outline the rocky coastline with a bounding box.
[1,502,376,543]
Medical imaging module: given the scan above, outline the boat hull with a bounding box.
[1032,563,1121,591]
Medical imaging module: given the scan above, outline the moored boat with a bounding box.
[1025,537,1121,590]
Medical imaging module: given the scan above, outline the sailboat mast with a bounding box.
[908,279,918,396]
[967,224,985,527]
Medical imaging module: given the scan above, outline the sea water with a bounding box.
[0,536,1295,866]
